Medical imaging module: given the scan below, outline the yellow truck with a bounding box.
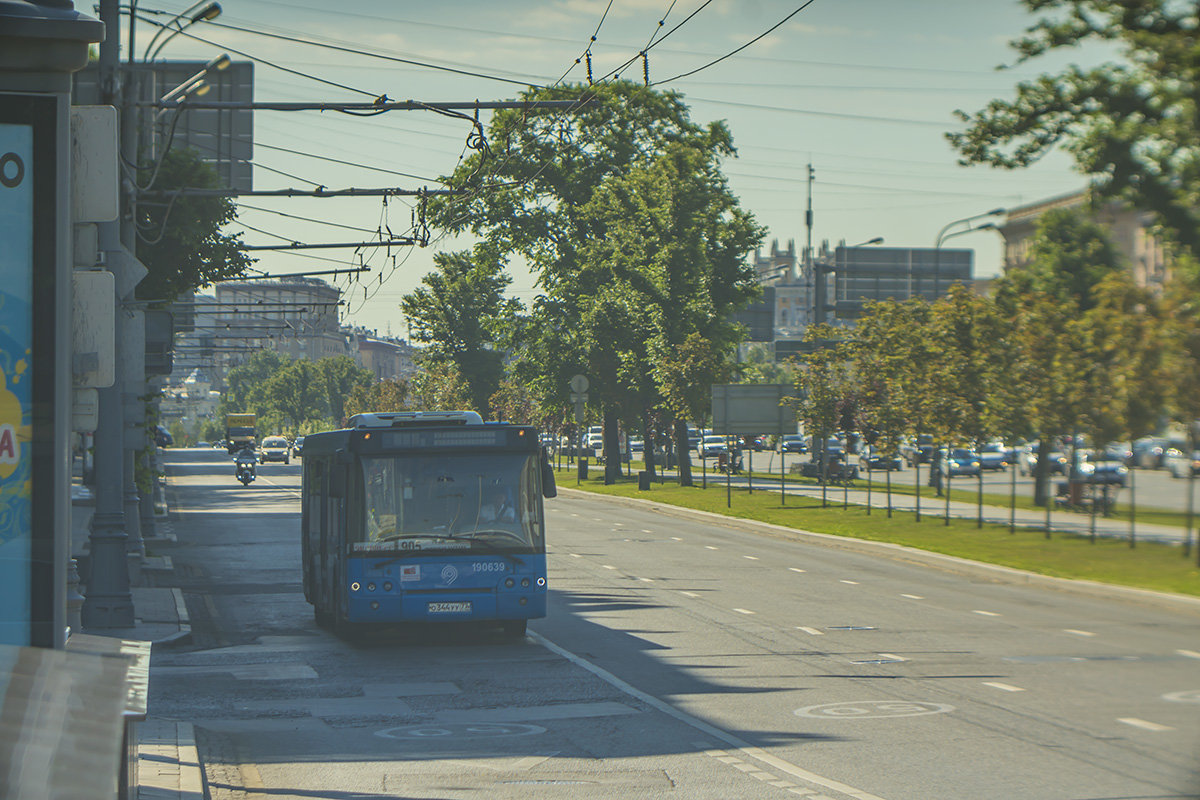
[225,413,257,454]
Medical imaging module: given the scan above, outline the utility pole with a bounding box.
[83,0,142,628]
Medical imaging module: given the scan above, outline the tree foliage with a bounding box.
[137,147,252,302]
[947,0,1200,259]
[399,245,518,417]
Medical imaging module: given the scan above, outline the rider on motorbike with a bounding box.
[235,446,257,483]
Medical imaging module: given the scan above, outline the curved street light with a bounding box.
[142,1,222,62]
[933,222,1000,297]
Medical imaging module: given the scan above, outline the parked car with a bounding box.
[976,443,1008,471]
[291,435,305,458]
[858,446,901,471]
[1164,446,1200,479]
[810,436,845,460]
[196,441,209,448]
[686,427,701,450]
[938,447,981,477]
[748,435,769,452]
[1018,443,1069,476]
[1132,436,1171,469]
[699,435,728,458]
[259,436,291,464]
[1077,451,1129,486]
[780,434,807,454]
[585,426,604,451]
[629,438,644,454]
[1102,441,1134,466]
[900,434,934,466]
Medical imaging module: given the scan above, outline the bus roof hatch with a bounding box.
[347,411,484,429]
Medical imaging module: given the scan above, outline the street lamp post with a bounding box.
[932,208,1005,299]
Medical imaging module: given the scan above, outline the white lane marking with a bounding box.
[1064,629,1096,637]
[744,555,759,560]
[1118,717,1173,732]
[529,634,888,799]
[679,591,701,598]
[643,529,654,533]
[901,594,924,600]
[789,568,807,573]
[602,565,617,570]
[670,536,682,541]
[1178,649,1200,659]
[570,513,579,517]
[983,682,1025,692]
[705,545,719,550]
[973,610,1001,617]
[877,653,907,662]
[733,608,756,615]
[569,553,581,558]
[796,627,824,635]
[638,577,654,582]
[840,580,859,585]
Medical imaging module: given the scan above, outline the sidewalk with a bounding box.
[71,474,204,800]
[614,466,1191,546]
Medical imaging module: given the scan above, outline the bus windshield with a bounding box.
[355,453,543,554]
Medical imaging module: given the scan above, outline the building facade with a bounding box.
[998,190,1172,291]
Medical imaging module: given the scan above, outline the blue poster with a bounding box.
[0,122,33,645]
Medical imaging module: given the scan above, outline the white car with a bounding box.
[1165,446,1200,479]
[259,436,291,464]
[699,435,728,458]
[977,443,1008,471]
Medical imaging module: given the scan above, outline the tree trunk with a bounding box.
[604,407,621,485]
[642,410,656,480]
[674,418,693,486]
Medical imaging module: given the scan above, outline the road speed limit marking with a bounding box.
[794,700,954,720]
[376,722,546,740]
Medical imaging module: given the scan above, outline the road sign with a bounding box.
[569,374,588,394]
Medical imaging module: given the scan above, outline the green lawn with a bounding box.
[552,467,1200,598]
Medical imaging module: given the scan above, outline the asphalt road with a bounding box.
[152,448,1200,800]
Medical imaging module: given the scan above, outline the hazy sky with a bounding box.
[129,0,1102,335]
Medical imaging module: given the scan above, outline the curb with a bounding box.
[153,588,193,649]
[556,487,1200,618]
[136,720,204,800]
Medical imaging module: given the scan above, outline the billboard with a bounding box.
[0,93,57,646]
[711,384,797,435]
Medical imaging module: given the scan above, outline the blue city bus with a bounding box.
[301,411,556,637]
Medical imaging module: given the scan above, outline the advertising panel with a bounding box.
[0,93,57,646]
[0,118,34,645]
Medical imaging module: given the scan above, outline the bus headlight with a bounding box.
[521,578,530,588]
[536,577,546,587]
[367,582,376,592]
[505,578,515,588]
[350,581,361,592]
[383,582,393,592]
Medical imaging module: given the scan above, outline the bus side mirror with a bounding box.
[541,458,557,498]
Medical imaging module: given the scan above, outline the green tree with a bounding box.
[408,355,472,412]
[652,332,737,487]
[346,378,410,419]
[399,245,517,417]
[431,81,762,479]
[264,359,325,431]
[998,208,1125,312]
[219,350,288,419]
[137,147,252,301]
[947,0,1200,260]
[317,356,374,424]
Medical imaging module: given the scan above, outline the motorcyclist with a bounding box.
[235,446,257,483]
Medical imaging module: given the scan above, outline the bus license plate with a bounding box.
[428,601,472,614]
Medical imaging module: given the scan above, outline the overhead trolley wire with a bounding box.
[651,0,819,86]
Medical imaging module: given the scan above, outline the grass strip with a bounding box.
[553,468,1200,598]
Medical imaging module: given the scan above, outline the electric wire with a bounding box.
[651,0,818,86]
